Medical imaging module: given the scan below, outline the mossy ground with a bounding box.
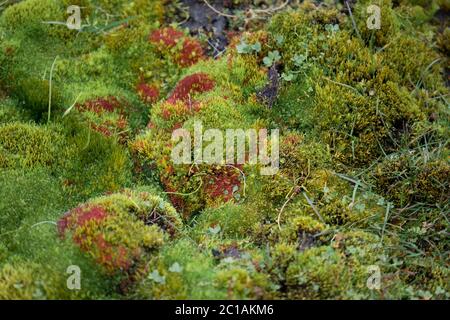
[0,0,448,300]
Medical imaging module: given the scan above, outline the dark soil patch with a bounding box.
[179,0,235,56]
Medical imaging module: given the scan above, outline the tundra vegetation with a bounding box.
[0,0,448,300]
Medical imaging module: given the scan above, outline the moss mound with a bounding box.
[0,0,448,300]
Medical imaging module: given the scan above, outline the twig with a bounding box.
[345,1,362,41]
[303,192,326,224]
[380,203,391,244]
[277,188,297,230]
[165,176,203,196]
[63,92,82,118]
[323,77,361,95]
[202,0,236,18]
[350,182,360,209]
[202,0,291,19]
[253,0,291,14]
[41,21,67,26]
[226,164,246,198]
[30,221,57,228]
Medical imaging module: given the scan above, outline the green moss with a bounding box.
[134,239,272,299]
[0,168,66,236]
[284,238,384,299]
[0,0,448,301]
[373,151,449,206]
[133,239,221,299]
[0,119,132,200]
[214,266,271,300]
[192,203,262,241]
[0,168,115,299]
[0,122,65,169]
[353,0,400,47]
[0,0,63,33]
[60,118,132,199]
[0,255,111,299]
[130,57,267,217]
[0,98,31,123]
[382,35,445,92]
[259,133,332,205]
[0,261,68,300]
[266,2,446,167]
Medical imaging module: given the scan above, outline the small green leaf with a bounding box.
[169,262,183,273]
[281,72,295,81]
[237,41,250,54]
[275,34,284,46]
[252,42,261,53]
[263,56,272,67]
[222,257,235,264]
[148,270,166,284]
[269,50,281,61]
[208,225,221,235]
[292,54,306,67]
[354,203,366,212]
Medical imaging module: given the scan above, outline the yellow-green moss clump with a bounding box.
[0,258,110,299]
[0,120,132,198]
[130,56,267,217]
[58,189,182,289]
[373,152,449,206]
[0,122,65,169]
[0,261,71,300]
[133,239,272,300]
[265,0,445,166]
[0,98,30,124]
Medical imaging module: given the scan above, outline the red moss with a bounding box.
[204,166,242,203]
[76,96,130,143]
[149,27,204,67]
[159,176,186,213]
[77,96,123,114]
[76,206,108,227]
[137,83,160,104]
[58,205,108,235]
[94,235,134,271]
[176,38,205,67]
[162,108,172,120]
[149,27,184,48]
[58,204,139,273]
[157,101,201,127]
[168,73,215,104]
[91,123,112,137]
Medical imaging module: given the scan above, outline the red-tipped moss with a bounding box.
[168,73,215,104]
[149,27,184,48]
[137,83,160,104]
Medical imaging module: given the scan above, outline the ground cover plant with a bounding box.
[0,0,448,300]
